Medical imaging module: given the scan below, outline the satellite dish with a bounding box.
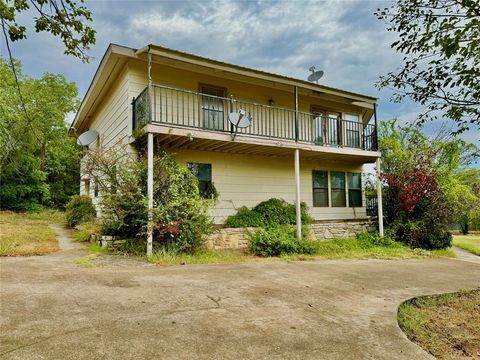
[76,130,99,146]
[228,109,251,129]
[308,70,324,83]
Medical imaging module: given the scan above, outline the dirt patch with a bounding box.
[398,289,480,359]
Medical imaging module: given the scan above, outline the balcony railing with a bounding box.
[133,84,378,151]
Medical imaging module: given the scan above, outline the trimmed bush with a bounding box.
[65,195,96,227]
[250,225,316,256]
[224,198,312,228]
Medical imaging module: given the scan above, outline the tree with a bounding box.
[375,0,480,134]
[0,58,80,210]
[379,120,479,248]
[0,0,96,62]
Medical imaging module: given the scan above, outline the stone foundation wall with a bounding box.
[207,220,377,249]
[309,221,377,240]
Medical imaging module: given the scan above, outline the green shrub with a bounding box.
[65,195,96,227]
[355,231,400,248]
[393,220,452,250]
[224,207,265,228]
[74,221,100,242]
[224,198,312,228]
[147,152,213,254]
[250,225,316,256]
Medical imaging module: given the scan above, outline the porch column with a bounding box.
[147,132,154,256]
[294,149,302,239]
[375,157,384,237]
[294,85,302,239]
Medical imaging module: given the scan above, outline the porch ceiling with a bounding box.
[153,131,379,165]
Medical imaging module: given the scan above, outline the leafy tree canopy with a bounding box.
[375,0,480,134]
[0,0,96,62]
[379,120,479,242]
[0,58,80,210]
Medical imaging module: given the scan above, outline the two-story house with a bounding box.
[71,44,384,254]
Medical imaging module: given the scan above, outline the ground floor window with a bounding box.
[348,172,362,207]
[312,170,362,208]
[187,162,212,198]
[331,171,346,207]
[312,170,329,207]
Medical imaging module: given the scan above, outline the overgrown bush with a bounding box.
[65,195,96,227]
[82,147,213,254]
[355,231,400,248]
[250,225,316,256]
[146,152,213,254]
[223,207,265,228]
[74,221,100,242]
[225,198,312,228]
[392,219,452,250]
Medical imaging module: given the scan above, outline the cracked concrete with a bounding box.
[1,236,479,359]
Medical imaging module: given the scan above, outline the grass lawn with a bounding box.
[453,234,480,256]
[398,289,480,359]
[0,210,64,256]
[147,237,455,266]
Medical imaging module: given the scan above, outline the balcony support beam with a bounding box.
[376,157,384,237]
[147,132,154,256]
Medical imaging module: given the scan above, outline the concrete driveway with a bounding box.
[1,246,479,360]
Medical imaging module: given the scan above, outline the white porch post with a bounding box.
[294,148,302,239]
[147,132,154,256]
[293,85,301,239]
[376,157,384,237]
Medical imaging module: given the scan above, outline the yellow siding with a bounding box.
[171,149,366,224]
[127,59,364,122]
[88,64,132,148]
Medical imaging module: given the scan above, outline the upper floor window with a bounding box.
[200,85,226,131]
[348,172,362,207]
[187,162,212,198]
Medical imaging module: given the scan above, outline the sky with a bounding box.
[1,0,478,166]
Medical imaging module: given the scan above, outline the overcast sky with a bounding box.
[1,0,478,166]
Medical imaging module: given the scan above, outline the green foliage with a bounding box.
[375,0,480,133]
[223,207,265,228]
[355,231,400,248]
[0,58,80,210]
[65,195,96,228]
[392,220,452,250]
[82,147,213,254]
[74,221,99,242]
[1,0,96,62]
[249,225,316,257]
[224,198,312,228]
[146,152,213,254]
[379,121,477,249]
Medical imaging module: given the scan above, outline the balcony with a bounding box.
[133,84,378,152]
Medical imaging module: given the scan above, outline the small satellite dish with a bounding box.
[76,130,99,146]
[228,110,251,129]
[307,66,324,84]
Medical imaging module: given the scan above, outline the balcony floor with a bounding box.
[146,123,380,164]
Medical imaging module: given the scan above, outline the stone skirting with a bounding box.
[207,220,377,249]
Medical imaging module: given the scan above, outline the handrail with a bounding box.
[132,84,378,151]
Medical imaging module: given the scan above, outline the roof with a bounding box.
[71,43,377,133]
